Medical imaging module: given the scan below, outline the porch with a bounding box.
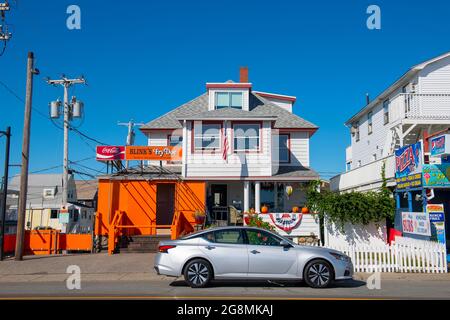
[206,180,310,226]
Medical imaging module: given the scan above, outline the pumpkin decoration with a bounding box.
[261,205,269,214]
[292,206,299,213]
[301,206,309,214]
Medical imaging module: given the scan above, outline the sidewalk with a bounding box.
[0,253,449,283]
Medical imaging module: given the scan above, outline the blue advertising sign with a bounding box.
[395,142,423,178]
[430,134,450,157]
[427,204,446,246]
[431,135,446,156]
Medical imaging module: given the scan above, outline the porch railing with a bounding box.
[390,93,450,121]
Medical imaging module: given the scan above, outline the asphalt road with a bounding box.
[1,277,450,299]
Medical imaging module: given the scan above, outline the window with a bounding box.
[43,188,56,199]
[73,209,79,222]
[50,210,58,219]
[357,160,362,167]
[194,123,221,150]
[278,134,289,162]
[213,229,244,244]
[215,92,243,109]
[383,99,390,124]
[353,122,360,142]
[233,123,260,152]
[368,112,373,135]
[168,135,183,146]
[346,161,352,171]
[373,153,377,161]
[245,230,283,246]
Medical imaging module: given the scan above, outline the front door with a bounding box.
[156,184,175,226]
[211,184,227,206]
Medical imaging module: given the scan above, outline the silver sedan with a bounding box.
[154,226,353,288]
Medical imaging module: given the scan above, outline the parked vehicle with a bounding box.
[154,226,353,288]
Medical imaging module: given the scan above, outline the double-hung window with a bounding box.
[194,123,221,150]
[168,135,182,147]
[278,134,289,162]
[233,123,260,152]
[215,92,243,109]
[383,99,390,124]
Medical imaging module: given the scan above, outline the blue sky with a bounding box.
[1,0,450,181]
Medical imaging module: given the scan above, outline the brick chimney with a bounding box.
[239,66,249,83]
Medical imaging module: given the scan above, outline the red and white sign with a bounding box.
[96,146,125,161]
[269,213,303,233]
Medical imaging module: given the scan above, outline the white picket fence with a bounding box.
[304,236,448,273]
[300,237,447,273]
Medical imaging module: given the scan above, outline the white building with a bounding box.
[331,51,450,193]
[139,68,321,239]
[9,174,95,233]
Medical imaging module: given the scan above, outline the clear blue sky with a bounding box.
[1,0,450,181]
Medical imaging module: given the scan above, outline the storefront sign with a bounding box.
[427,204,446,245]
[430,134,450,157]
[422,164,450,187]
[396,173,422,190]
[401,211,431,236]
[96,146,125,161]
[395,142,423,178]
[125,146,182,161]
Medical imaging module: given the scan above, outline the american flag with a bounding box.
[222,127,228,162]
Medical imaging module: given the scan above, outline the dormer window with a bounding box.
[215,92,243,109]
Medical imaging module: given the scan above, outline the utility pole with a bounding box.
[15,52,39,260]
[0,126,11,261]
[0,1,12,56]
[46,76,86,209]
[118,119,144,168]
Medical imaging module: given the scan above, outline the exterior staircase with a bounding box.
[118,235,171,253]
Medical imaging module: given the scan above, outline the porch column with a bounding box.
[244,181,250,213]
[255,181,261,213]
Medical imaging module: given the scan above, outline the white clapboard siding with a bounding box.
[185,121,273,177]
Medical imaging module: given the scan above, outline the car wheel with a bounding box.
[304,259,334,288]
[184,259,213,288]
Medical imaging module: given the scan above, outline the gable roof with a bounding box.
[141,92,317,130]
[345,51,450,125]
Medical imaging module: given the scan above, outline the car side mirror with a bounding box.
[280,240,292,248]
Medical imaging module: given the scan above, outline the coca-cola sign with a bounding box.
[96,146,125,161]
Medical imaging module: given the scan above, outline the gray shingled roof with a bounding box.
[141,92,318,130]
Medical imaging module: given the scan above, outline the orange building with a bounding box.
[94,166,206,254]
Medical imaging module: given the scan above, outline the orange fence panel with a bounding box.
[2,231,92,255]
[59,234,92,251]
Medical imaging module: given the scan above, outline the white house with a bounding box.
[139,68,321,240]
[331,51,450,193]
[9,174,95,234]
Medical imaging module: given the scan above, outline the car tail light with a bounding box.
[158,245,176,253]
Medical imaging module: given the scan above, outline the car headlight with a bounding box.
[329,252,350,262]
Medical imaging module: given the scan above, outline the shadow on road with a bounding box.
[170,279,366,289]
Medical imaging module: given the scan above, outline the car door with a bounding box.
[245,229,298,278]
[198,229,248,278]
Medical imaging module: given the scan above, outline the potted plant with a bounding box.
[292,206,299,213]
[193,210,206,224]
[261,204,269,214]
